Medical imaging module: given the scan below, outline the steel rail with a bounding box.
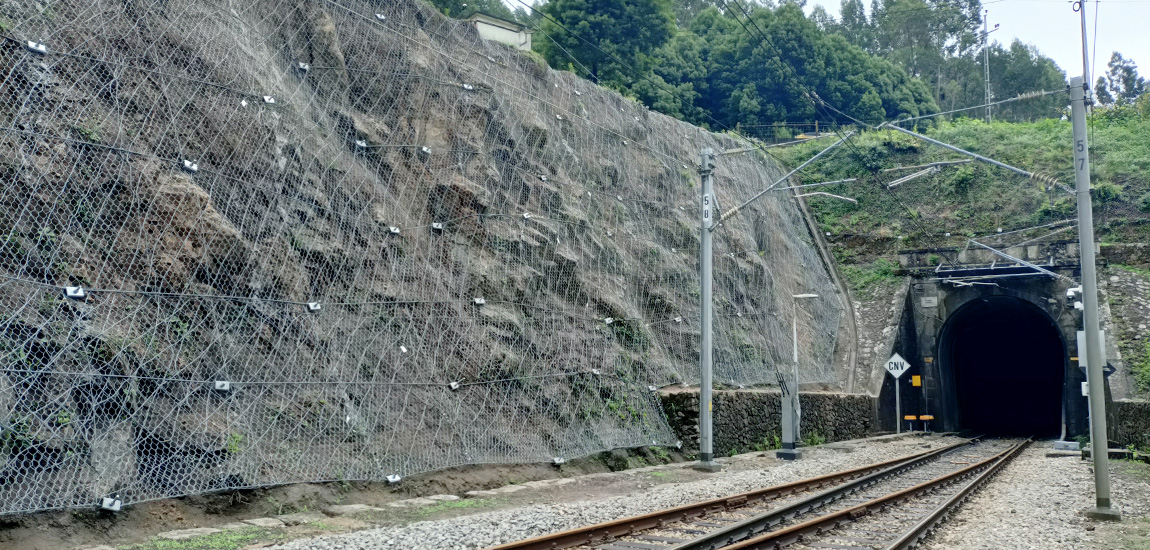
[720,439,1031,550]
[665,439,985,550]
[485,438,972,550]
[883,439,1032,550]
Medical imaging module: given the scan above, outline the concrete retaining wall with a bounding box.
[660,390,875,456]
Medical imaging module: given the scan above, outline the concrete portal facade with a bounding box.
[880,240,1113,438]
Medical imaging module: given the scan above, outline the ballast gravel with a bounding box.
[920,444,1141,550]
[266,435,962,549]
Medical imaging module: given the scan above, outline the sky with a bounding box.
[803,0,1150,84]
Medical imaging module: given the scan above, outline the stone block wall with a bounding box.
[1110,400,1150,449]
[660,390,875,456]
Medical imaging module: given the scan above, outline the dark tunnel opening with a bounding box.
[939,296,1065,437]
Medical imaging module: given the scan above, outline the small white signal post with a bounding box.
[885,353,911,433]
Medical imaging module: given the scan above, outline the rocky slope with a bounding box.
[0,0,843,512]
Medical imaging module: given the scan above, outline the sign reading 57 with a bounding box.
[885,353,911,379]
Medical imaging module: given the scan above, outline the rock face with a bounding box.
[661,390,873,456]
[0,0,842,513]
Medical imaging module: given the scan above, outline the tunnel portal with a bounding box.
[938,296,1066,436]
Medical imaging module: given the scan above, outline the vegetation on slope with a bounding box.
[774,105,1150,249]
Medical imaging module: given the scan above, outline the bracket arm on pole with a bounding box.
[879,123,1073,195]
[968,239,1069,280]
[718,132,854,226]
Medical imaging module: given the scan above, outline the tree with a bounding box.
[987,40,1066,121]
[537,0,676,88]
[1096,52,1146,105]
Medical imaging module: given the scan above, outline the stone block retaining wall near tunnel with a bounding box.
[660,390,875,456]
[1110,400,1150,449]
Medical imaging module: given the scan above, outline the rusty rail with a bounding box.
[486,438,973,550]
[720,439,1031,550]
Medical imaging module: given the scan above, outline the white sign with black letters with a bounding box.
[885,353,911,379]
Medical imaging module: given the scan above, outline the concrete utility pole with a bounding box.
[981,10,999,123]
[692,140,854,471]
[694,148,720,473]
[779,294,818,460]
[1070,76,1120,521]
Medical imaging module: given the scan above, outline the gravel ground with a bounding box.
[261,437,1150,550]
[921,443,1150,550]
[265,435,960,549]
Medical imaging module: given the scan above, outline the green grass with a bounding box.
[773,116,1150,246]
[840,258,899,298]
[415,498,497,516]
[802,430,827,447]
[120,527,283,550]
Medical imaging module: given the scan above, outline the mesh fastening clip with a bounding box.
[375,13,387,21]
[355,139,368,149]
[213,380,232,392]
[431,222,444,232]
[648,385,658,392]
[574,90,582,96]
[522,212,532,220]
[386,474,401,484]
[100,495,122,512]
[590,369,601,376]
[539,175,548,182]
[461,83,475,91]
[555,114,563,121]
[551,457,566,466]
[420,146,432,155]
[400,345,408,353]
[25,41,47,54]
[674,317,683,323]
[473,297,486,305]
[262,96,276,104]
[675,440,683,449]
[604,317,614,325]
[389,227,401,235]
[64,286,87,300]
[448,381,461,391]
[182,159,198,173]
[297,62,310,72]
[306,302,321,312]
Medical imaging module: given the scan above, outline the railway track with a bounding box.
[489,436,1029,550]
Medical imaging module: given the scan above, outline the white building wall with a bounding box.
[473,21,532,51]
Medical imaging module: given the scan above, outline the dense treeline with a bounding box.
[427,0,1147,129]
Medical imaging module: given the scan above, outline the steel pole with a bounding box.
[1070,77,1119,520]
[983,10,992,123]
[695,149,720,472]
[895,377,902,434]
[1079,0,1091,96]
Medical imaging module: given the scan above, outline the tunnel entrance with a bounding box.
[938,296,1065,436]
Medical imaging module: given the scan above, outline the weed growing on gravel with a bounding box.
[802,430,827,447]
[417,498,496,516]
[123,527,282,550]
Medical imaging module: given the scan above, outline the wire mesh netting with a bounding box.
[0,0,843,514]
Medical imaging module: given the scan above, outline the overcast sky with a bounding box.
[803,0,1150,83]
